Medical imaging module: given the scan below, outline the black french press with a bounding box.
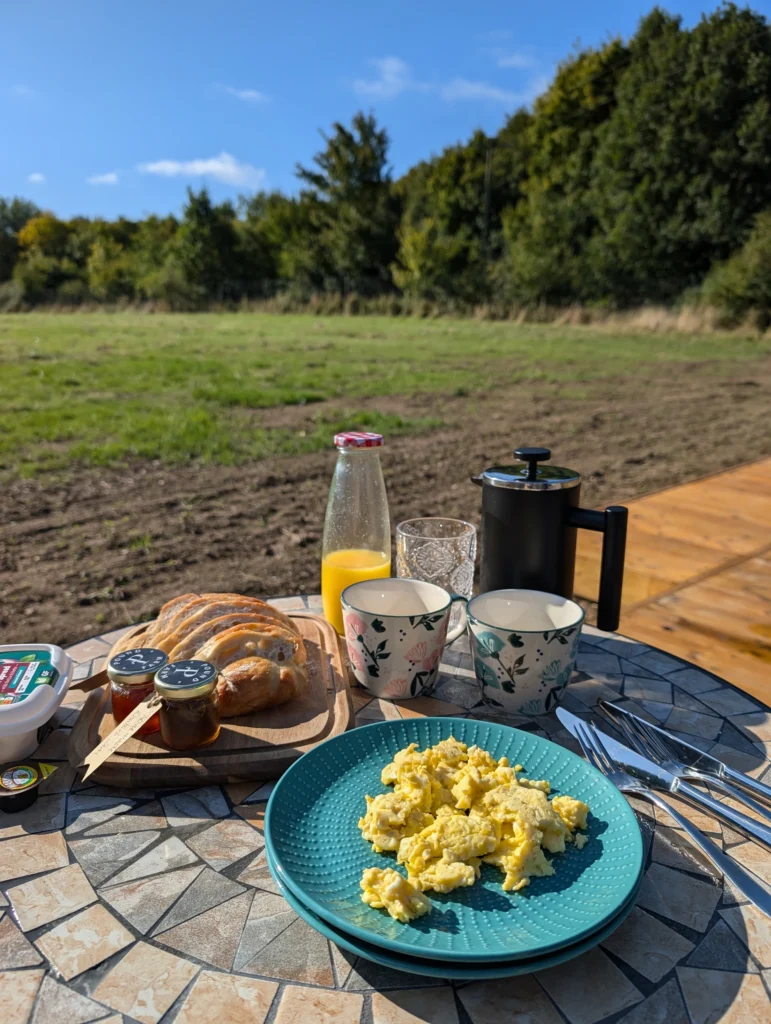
[472,447,628,632]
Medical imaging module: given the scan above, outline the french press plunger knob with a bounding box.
[514,447,552,482]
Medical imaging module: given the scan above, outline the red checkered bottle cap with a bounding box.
[334,431,384,449]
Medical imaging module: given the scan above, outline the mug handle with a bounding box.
[444,595,468,645]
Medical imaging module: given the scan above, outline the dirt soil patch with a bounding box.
[2,362,770,647]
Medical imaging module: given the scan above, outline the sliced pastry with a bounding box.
[168,612,290,662]
[152,596,299,654]
[195,623,307,717]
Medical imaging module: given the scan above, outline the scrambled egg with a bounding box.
[360,867,431,923]
[358,737,589,920]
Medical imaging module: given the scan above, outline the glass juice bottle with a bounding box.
[321,431,391,633]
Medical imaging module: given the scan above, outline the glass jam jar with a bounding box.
[107,648,168,736]
[154,660,221,750]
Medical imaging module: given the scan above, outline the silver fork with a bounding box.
[574,720,771,919]
[614,714,771,826]
[610,717,771,849]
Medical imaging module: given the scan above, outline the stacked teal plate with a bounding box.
[265,718,643,978]
[267,848,642,980]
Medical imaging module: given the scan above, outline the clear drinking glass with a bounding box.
[396,518,476,632]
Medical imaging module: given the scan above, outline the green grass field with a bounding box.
[1,312,768,477]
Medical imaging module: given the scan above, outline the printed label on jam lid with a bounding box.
[156,660,217,688]
[109,648,168,675]
[0,651,59,705]
[0,762,57,792]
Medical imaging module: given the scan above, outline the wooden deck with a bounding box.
[575,458,771,702]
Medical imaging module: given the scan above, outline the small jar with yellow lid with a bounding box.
[108,648,168,736]
[154,660,221,750]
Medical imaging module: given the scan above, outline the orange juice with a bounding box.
[322,548,391,633]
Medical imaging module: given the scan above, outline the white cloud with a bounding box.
[12,84,35,97]
[220,85,270,104]
[138,151,265,188]
[524,75,550,102]
[353,56,533,106]
[497,52,538,70]
[27,172,45,184]
[87,171,119,185]
[439,78,521,104]
[354,57,417,99]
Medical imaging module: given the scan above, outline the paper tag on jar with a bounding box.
[80,692,162,780]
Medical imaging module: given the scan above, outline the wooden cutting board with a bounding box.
[67,613,354,788]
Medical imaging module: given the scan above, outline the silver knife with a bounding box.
[598,700,771,824]
[556,708,771,850]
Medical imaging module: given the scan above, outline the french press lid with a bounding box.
[480,447,581,491]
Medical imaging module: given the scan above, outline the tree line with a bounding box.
[3,3,771,321]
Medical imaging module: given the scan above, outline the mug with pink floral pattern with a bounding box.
[341,578,467,699]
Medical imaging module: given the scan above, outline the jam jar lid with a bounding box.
[108,648,168,686]
[154,660,218,700]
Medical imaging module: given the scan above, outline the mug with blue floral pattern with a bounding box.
[467,589,584,716]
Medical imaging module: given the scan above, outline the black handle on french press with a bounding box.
[567,505,628,633]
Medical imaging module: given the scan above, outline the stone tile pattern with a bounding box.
[0,597,768,1023]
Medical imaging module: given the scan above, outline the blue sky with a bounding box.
[4,1,770,219]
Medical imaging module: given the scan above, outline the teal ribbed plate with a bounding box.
[265,717,643,962]
[268,848,642,980]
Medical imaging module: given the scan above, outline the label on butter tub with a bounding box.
[0,651,59,705]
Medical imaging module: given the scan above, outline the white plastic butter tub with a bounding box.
[0,645,73,761]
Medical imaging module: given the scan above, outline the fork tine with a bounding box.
[580,721,615,776]
[616,715,658,761]
[615,715,644,750]
[588,722,622,773]
[574,721,606,775]
[625,716,673,765]
[634,720,671,761]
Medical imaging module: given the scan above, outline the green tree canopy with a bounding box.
[291,111,400,294]
[17,213,72,259]
[238,191,300,294]
[172,188,242,302]
[588,3,771,303]
[498,37,630,304]
[394,114,533,301]
[702,208,771,325]
[0,197,40,282]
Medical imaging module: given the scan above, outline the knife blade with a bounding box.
[597,699,771,806]
[556,708,771,849]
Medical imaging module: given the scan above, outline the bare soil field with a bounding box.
[3,361,770,647]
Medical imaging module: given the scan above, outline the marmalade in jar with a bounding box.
[107,648,168,736]
[154,660,220,750]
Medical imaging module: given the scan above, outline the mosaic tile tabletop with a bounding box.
[3,594,771,1024]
